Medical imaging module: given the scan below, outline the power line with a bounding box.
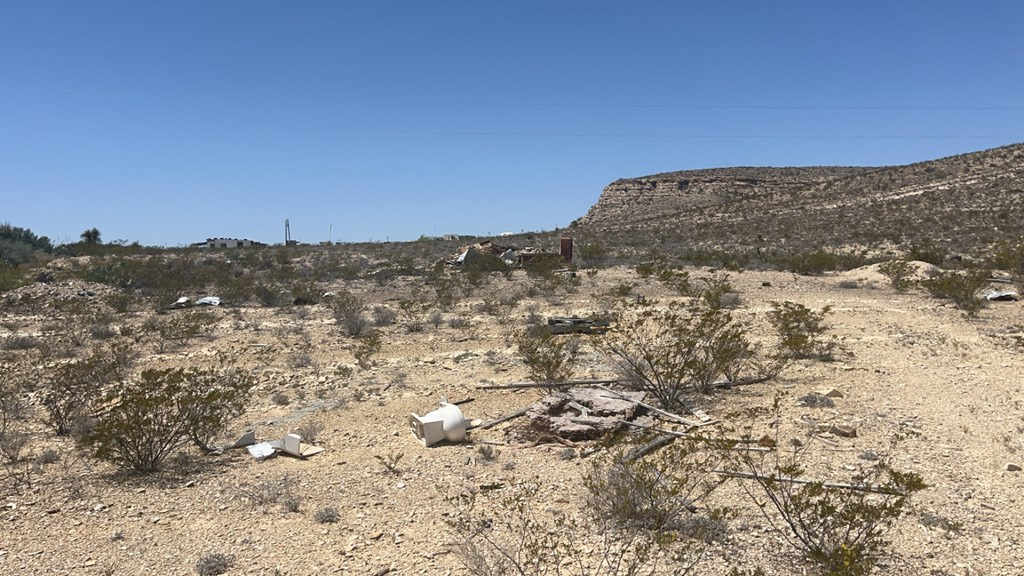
[336,128,1018,140]
[341,99,1024,112]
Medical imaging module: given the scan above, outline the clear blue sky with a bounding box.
[2,1,1022,246]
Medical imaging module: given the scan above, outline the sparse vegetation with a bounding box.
[767,301,837,361]
[919,269,990,317]
[82,365,254,472]
[877,259,917,291]
[605,301,756,408]
[514,325,581,390]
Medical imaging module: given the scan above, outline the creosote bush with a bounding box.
[767,301,837,360]
[734,425,926,576]
[919,269,990,317]
[514,325,581,390]
[43,353,115,436]
[876,259,916,291]
[605,301,755,409]
[329,288,368,337]
[82,365,255,472]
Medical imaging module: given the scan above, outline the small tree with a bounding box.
[80,228,102,244]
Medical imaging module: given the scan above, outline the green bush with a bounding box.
[82,366,254,472]
[736,440,926,576]
[919,270,990,317]
[43,353,115,436]
[767,301,836,360]
[329,289,368,337]
[605,302,754,408]
[514,326,581,390]
[877,260,916,291]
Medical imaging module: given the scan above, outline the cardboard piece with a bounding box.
[228,430,256,448]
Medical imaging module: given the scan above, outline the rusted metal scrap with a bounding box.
[545,316,610,335]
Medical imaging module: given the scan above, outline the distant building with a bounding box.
[200,237,266,248]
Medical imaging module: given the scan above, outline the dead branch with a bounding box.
[475,378,621,390]
[473,406,531,430]
[712,469,903,494]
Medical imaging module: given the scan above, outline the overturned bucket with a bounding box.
[409,401,466,447]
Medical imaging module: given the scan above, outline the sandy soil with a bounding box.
[1,264,1022,575]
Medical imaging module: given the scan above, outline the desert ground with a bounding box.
[1,258,1023,576]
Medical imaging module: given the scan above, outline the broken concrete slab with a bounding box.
[525,387,647,441]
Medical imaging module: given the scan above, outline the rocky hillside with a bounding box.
[575,143,1024,256]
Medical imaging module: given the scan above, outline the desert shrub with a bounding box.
[2,334,40,351]
[0,370,29,463]
[315,506,340,524]
[919,269,990,317]
[696,272,736,308]
[788,250,842,275]
[449,475,713,576]
[195,552,234,576]
[329,289,368,337]
[353,330,382,369]
[51,297,97,347]
[585,436,731,534]
[43,353,115,436]
[427,264,461,309]
[605,302,754,408]
[155,309,219,350]
[877,259,916,291]
[635,261,658,278]
[656,266,692,297]
[82,366,255,471]
[289,279,321,305]
[735,439,926,576]
[294,419,323,443]
[428,309,444,329]
[576,241,608,268]
[0,262,32,293]
[906,241,947,266]
[767,301,836,361]
[372,305,397,326]
[254,283,283,307]
[514,326,581,390]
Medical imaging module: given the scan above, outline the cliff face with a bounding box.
[574,144,1024,255]
[578,167,871,228]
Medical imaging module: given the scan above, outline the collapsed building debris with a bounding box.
[445,237,575,268]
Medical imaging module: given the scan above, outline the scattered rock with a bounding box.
[1006,463,1022,472]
